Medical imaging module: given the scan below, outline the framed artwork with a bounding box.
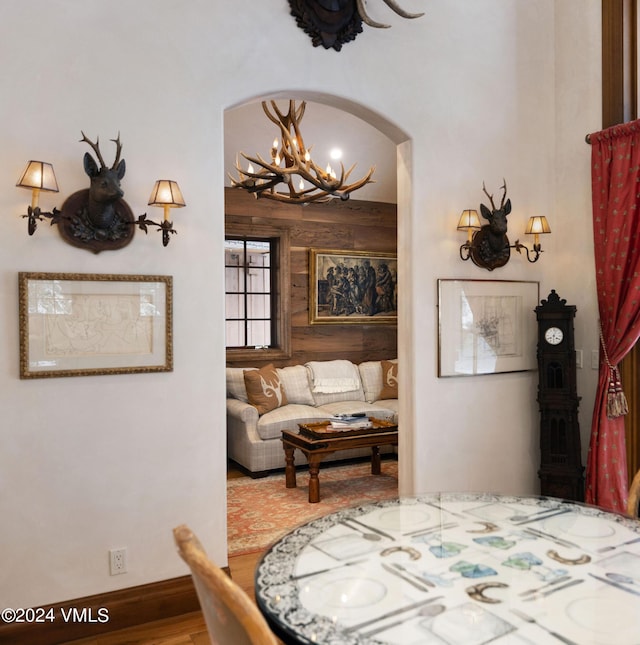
[309,248,397,325]
[19,272,173,379]
[437,279,539,377]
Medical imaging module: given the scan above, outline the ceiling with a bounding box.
[223,100,398,204]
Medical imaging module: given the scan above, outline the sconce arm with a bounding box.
[136,214,177,247]
[512,240,542,263]
[22,206,65,235]
[459,241,473,262]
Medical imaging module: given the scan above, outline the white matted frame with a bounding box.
[438,279,539,377]
[19,272,173,379]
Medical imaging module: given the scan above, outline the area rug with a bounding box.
[227,460,398,556]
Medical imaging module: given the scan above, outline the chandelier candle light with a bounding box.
[230,100,375,205]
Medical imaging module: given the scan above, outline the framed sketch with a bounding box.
[309,248,397,325]
[437,279,539,377]
[19,272,173,379]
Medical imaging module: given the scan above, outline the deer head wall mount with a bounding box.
[288,0,424,51]
[16,133,185,252]
[457,180,551,270]
[56,132,135,252]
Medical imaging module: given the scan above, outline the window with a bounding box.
[224,224,290,361]
[225,238,274,348]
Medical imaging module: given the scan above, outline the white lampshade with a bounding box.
[148,180,185,208]
[457,209,481,231]
[17,161,59,192]
[525,216,551,235]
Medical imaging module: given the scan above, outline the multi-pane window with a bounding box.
[225,238,276,349]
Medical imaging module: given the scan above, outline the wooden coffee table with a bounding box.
[281,418,398,503]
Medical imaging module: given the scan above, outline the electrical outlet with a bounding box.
[576,349,583,369]
[592,350,599,370]
[109,548,127,575]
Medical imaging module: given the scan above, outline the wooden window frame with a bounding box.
[602,0,637,128]
[225,223,291,362]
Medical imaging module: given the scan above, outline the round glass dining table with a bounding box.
[254,493,640,644]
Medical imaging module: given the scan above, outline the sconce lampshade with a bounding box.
[16,161,59,192]
[457,209,481,231]
[525,215,551,235]
[148,180,185,208]
[457,209,481,244]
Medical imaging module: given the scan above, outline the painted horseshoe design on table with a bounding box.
[380,546,422,560]
[465,581,509,603]
[547,549,591,565]
[466,521,499,534]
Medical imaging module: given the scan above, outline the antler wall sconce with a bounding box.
[16,132,185,253]
[230,100,375,204]
[288,0,424,51]
[457,180,551,271]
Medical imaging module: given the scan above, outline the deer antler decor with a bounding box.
[457,180,551,270]
[288,0,424,51]
[16,133,186,252]
[230,100,375,204]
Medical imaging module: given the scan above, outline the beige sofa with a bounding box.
[226,359,398,476]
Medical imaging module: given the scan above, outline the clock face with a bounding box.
[544,326,564,345]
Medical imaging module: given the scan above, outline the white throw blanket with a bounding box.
[307,360,361,393]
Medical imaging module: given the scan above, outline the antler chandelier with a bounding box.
[230,100,375,205]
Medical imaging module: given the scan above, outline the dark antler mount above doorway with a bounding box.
[288,0,424,51]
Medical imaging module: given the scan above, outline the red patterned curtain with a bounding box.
[586,120,640,512]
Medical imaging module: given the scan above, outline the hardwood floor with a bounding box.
[63,464,268,644]
[64,551,264,645]
[64,459,378,643]
[63,611,209,645]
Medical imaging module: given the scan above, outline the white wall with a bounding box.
[0,0,601,609]
[399,0,600,495]
[553,0,602,471]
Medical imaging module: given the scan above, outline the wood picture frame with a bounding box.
[437,279,539,377]
[19,272,173,379]
[309,248,397,325]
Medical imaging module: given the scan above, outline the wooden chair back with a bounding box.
[628,469,640,518]
[173,524,278,645]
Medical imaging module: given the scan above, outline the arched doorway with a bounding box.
[222,93,415,535]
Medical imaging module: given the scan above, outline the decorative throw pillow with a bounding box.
[243,364,288,415]
[379,360,398,399]
[277,365,315,406]
[226,367,255,402]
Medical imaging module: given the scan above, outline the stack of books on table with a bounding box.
[329,414,372,430]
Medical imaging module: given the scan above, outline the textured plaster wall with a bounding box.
[0,0,600,608]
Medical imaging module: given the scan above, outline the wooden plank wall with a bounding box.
[225,188,397,368]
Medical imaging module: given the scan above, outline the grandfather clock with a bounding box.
[534,290,584,501]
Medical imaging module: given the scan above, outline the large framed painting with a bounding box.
[437,279,539,377]
[309,248,397,325]
[19,272,173,379]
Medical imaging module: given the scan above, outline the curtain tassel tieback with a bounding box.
[607,366,629,419]
[599,323,629,419]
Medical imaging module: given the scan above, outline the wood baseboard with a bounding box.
[0,574,205,644]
